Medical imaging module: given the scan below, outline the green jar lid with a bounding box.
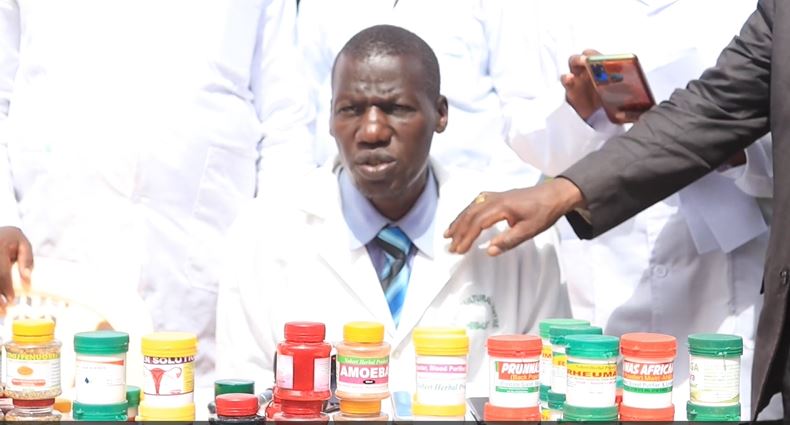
[540,384,550,402]
[549,325,603,346]
[686,401,741,421]
[566,334,620,359]
[688,333,743,356]
[74,331,130,355]
[539,318,590,338]
[214,379,255,397]
[616,375,623,389]
[126,385,141,407]
[547,390,566,409]
[72,401,129,421]
[562,404,618,421]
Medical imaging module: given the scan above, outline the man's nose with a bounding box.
[359,106,393,144]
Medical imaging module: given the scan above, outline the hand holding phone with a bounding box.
[584,53,655,124]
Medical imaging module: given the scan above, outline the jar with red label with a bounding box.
[274,322,332,401]
[487,334,542,408]
[335,322,390,401]
[620,332,676,409]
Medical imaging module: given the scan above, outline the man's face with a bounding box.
[331,53,448,211]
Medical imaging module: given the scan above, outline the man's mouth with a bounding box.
[357,159,396,180]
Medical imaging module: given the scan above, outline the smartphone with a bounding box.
[585,53,655,124]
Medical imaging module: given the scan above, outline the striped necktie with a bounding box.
[373,226,413,327]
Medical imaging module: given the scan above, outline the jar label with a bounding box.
[551,351,567,393]
[623,360,673,394]
[337,355,389,393]
[540,344,553,387]
[690,355,740,404]
[143,355,194,398]
[493,360,540,393]
[566,361,617,407]
[76,355,127,403]
[6,351,61,392]
[415,356,467,405]
[276,354,294,389]
[313,356,331,392]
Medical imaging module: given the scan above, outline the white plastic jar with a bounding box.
[564,334,619,408]
[74,331,129,404]
[620,332,676,409]
[412,327,468,406]
[688,333,742,406]
[549,325,602,395]
[487,334,542,408]
[538,319,589,399]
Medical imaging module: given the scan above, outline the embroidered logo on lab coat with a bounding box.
[459,294,499,330]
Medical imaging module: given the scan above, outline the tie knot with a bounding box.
[376,226,411,256]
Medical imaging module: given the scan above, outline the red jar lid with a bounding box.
[216,393,259,417]
[484,403,540,421]
[284,322,326,342]
[620,404,675,421]
[13,399,56,408]
[621,332,677,358]
[487,334,542,357]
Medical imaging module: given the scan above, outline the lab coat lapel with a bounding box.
[299,165,398,338]
[391,163,467,349]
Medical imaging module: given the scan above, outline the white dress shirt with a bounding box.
[0,0,315,380]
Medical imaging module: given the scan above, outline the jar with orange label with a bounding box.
[334,322,390,401]
[4,319,62,400]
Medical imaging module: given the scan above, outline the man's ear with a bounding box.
[435,95,449,133]
[329,98,335,137]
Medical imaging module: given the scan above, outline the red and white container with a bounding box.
[621,333,677,409]
[486,335,542,408]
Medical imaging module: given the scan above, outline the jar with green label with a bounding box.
[688,333,742,406]
[4,319,62,400]
[538,318,589,400]
[565,334,619,409]
[549,325,602,395]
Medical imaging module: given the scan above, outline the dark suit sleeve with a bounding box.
[560,0,774,239]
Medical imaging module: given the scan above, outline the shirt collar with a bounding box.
[339,167,438,258]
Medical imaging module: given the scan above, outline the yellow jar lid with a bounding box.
[139,402,195,421]
[141,332,197,358]
[339,399,381,415]
[343,322,385,343]
[13,318,55,343]
[413,327,466,337]
[412,402,466,417]
[413,328,469,356]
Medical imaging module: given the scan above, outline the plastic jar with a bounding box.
[541,390,565,421]
[5,398,62,422]
[620,404,675,421]
[549,325,602,395]
[411,402,465,421]
[126,386,140,421]
[486,334,542,408]
[332,399,388,422]
[484,403,540,422]
[208,379,256,418]
[335,321,390,400]
[4,319,62,400]
[620,332,676,409]
[72,401,128,421]
[561,404,618,422]
[565,334,619,408]
[138,402,196,421]
[688,333,742,406]
[686,401,741,422]
[412,327,469,406]
[538,319,589,398]
[274,322,332,401]
[141,332,197,407]
[74,331,129,404]
[213,393,264,424]
[272,399,328,423]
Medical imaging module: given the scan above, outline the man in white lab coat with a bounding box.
[474,0,774,418]
[297,0,540,185]
[0,0,315,378]
[215,25,569,399]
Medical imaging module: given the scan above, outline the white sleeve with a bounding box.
[251,0,316,197]
[724,134,773,199]
[491,1,624,177]
[215,203,280,392]
[0,0,20,228]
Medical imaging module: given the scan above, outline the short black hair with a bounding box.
[332,24,441,99]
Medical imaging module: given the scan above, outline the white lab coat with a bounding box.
[297,0,539,183]
[215,161,571,403]
[0,0,315,379]
[504,0,774,418]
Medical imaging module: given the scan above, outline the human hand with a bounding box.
[0,226,33,311]
[444,178,585,256]
[561,49,603,120]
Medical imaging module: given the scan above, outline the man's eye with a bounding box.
[392,104,413,113]
[338,105,360,114]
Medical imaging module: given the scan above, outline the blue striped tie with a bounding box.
[374,226,412,327]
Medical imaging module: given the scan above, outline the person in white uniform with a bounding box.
[215,25,570,400]
[296,0,540,185]
[0,0,315,378]
[493,0,775,418]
